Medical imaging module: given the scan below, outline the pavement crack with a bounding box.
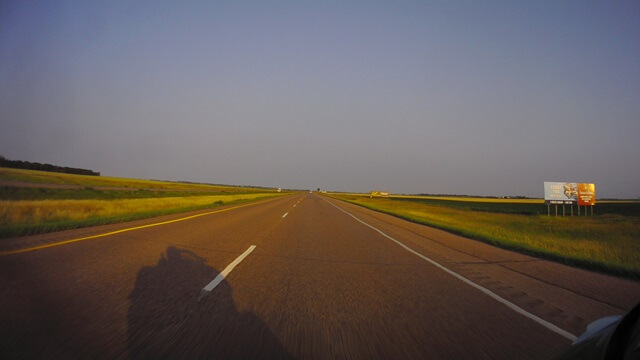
[494,263,628,311]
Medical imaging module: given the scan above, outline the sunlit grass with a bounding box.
[0,186,254,201]
[0,193,285,238]
[0,167,272,193]
[0,167,288,238]
[328,194,640,278]
[393,194,543,204]
[341,193,640,216]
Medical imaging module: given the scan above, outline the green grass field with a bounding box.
[0,167,271,193]
[327,193,640,279]
[0,186,249,201]
[0,167,287,238]
[391,195,640,217]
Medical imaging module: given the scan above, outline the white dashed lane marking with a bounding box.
[201,245,256,294]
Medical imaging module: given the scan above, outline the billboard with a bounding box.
[544,182,596,205]
[544,182,577,204]
[577,183,596,206]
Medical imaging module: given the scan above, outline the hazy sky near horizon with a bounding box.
[1,1,639,198]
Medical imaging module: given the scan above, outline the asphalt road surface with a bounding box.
[1,194,638,359]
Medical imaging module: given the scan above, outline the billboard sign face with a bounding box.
[577,183,596,205]
[544,182,578,204]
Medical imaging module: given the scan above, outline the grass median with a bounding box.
[327,194,640,279]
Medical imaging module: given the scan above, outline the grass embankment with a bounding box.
[0,167,269,192]
[0,167,286,238]
[328,194,640,279]
[0,193,283,238]
[0,186,242,201]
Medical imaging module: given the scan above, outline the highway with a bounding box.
[1,193,638,359]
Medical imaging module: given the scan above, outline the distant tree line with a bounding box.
[0,155,100,176]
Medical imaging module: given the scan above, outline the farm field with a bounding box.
[0,167,286,238]
[327,193,640,278]
[0,167,271,193]
[391,194,640,217]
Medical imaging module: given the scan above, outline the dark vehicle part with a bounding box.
[554,302,640,360]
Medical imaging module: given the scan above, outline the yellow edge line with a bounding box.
[0,196,284,256]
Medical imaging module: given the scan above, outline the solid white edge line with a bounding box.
[322,197,578,342]
[202,245,256,292]
[282,212,288,218]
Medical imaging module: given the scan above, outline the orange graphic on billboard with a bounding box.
[577,183,596,206]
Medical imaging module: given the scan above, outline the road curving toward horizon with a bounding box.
[1,193,638,359]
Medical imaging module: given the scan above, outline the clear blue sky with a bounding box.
[1,1,639,198]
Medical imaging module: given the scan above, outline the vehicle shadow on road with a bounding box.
[127,246,292,359]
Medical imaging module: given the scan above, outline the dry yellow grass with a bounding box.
[0,167,272,192]
[0,167,287,237]
[0,193,281,226]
